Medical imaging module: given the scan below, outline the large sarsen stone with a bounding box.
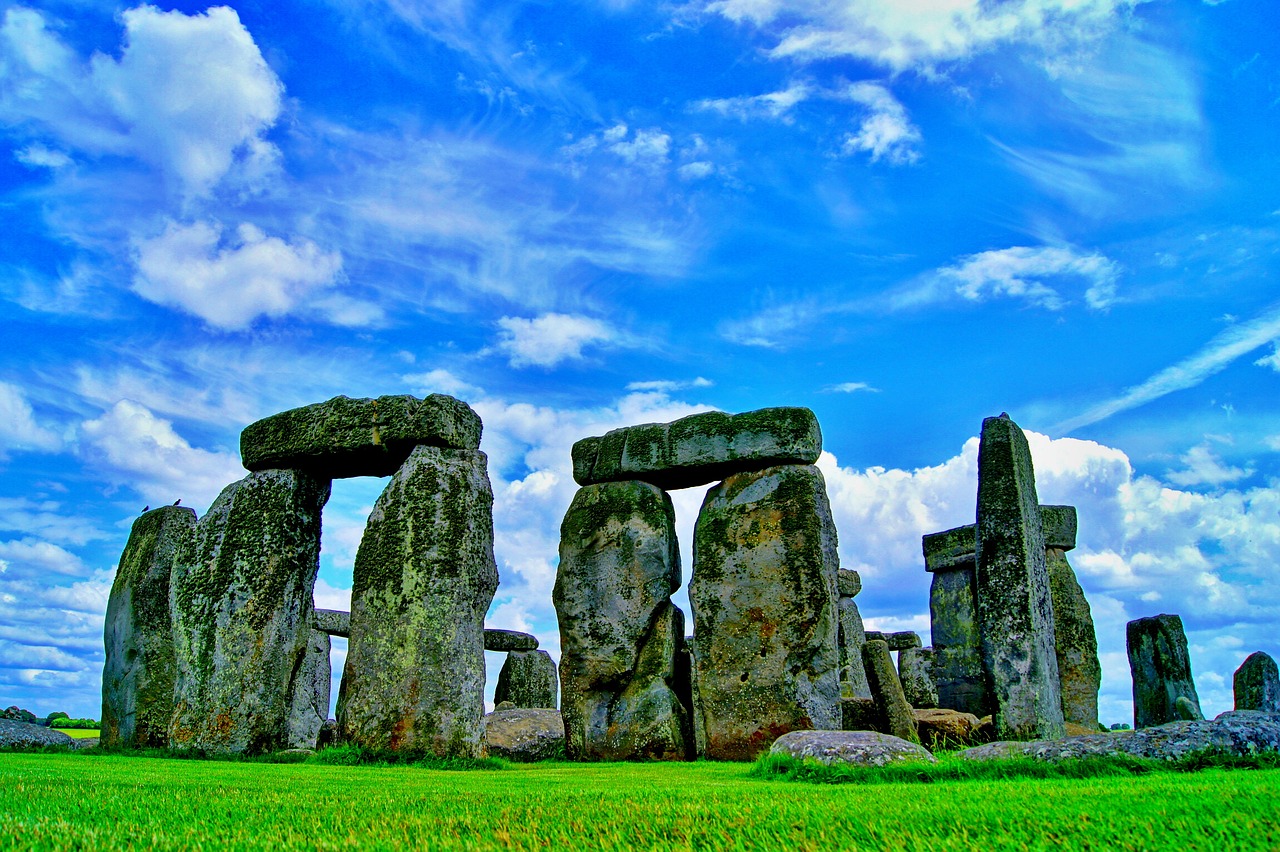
[1235,652,1279,712]
[1127,613,1203,729]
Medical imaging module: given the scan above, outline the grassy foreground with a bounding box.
[1,752,1278,851]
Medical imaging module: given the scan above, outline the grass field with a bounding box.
[1,752,1277,851]
[53,729,99,740]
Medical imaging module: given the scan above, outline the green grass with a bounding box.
[56,729,99,740]
[1,752,1277,850]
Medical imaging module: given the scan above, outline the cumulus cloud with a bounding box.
[841,82,921,165]
[692,82,813,122]
[495,313,618,368]
[1165,443,1254,488]
[0,381,62,457]
[0,538,86,579]
[402,368,485,399]
[925,245,1120,310]
[133,220,347,330]
[0,4,283,198]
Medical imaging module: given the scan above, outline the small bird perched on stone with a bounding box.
[173,498,181,506]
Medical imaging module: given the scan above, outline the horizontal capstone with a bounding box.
[485,629,539,652]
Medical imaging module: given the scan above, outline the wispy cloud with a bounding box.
[692,83,813,122]
[842,82,921,165]
[825,381,880,393]
[920,245,1121,311]
[625,377,713,393]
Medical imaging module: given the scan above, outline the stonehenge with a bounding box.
[1127,613,1203,728]
[1234,652,1279,712]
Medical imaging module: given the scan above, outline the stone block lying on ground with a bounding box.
[484,629,538,652]
[484,708,565,762]
[572,407,821,490]
[241,394,482,478]
[0,719,75,749]
[912,709,982,750]
[769,730,937,767]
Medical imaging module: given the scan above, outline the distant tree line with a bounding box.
[2,707,98,728]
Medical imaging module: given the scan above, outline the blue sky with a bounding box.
[0,0,1277,728]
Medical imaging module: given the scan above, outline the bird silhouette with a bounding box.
[142,505,150,513]
[173,498,181,506]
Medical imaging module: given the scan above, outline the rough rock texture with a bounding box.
[572,407,821,490]
[337,446,498,756]
[837,594,871,700]
[241,394,482,478]
[974,415,1064,741]
[484,629,539,652]
[554,480,690,761]
[923,531,986,717]
[313,609,349,637]
[495,650,558,709]
[1235,652,1280,712]
[836,568,862,598]
[483,708,565,762]
[101,505,196,748]
[1127,613,1203,729]
[0,719,75,749]
[841,697,880,732]
[1040,505,1077,549]
[960,711,1280,763]
[898,647,938,709]
[862,640,917,743]
[913,708,982,750]
[691,464,841,760]
[770,730,937,767]
[886,632,922,651]
[170,469,330,754]
[1046,543,1101,729]
[288,629,331,750]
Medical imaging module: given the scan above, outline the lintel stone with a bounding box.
[313,609,350,637]
[485,629,539,652]
[925,505,1076,574]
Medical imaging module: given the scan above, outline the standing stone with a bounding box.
[288,629,331,749]
[1234,652,1280,712]
[337,446,498,756]
[554,480,690,761]
[899,647,939,709]
[691,464,840,760]
[495,650,558,710]
[974,414,1064,741]
[170,470,330,754]
[836,569,871,699]
[1042,505,1101,729]
[1127,614,1204,729]
[862,640,917,743]
[101,506,196,748]
[923,524,987,716]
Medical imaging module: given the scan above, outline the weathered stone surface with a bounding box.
[554,480,690,761]
[837,595,871,700]
[770,730,937,767]
[170,469,330,754]
[495,650,558,709]
[960,711,1280,763]
[1235,652,1280,712]
[841,697,880,732]
[863,630,886,644]
[1040,505,1077,550]
[483,708,565,762]
[836,568,862,598]
[923,523,976,574]
[484,629,539,652]
[1046,540,1101,729]
[1127,613,1203,729]
[572,407,821,490]
[975,415,1064,741]
[241,394,482,479]
[925,547,987,717]
[337,446,497,756]
[101,505,196,748]
[913,708,982,750]
[886,631,922,651]
[288,629,331,750]
[0,719,75,749]
[863,639,917,743]
[691,464,840,760]
[313,609,349,637]
[899,647,938,709]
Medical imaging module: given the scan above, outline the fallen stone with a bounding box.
[1234,652,1280,712]
[495,701,516,712]
[495,650,558,709]
[975,414,1064,741]
[69,737,100,750]
[313,609,349,637]
[913,708,982,750]
[484,629,539,652]
[170,469,330,754]
[1127,613,1203,729]
[572,407,822,490]
[288,629,331,750]
[862,639,917,744]
[1047,533,1101,729]
[102,505,196,748]
[770,730,937,767]
[554,480,690,761]
[0,719,75,749]
[960,711,1280,763]
[337,446,498,757]
[898,646,938,709]
[886,631,922,652]
[691,464,841,760]
[840,697,880,732]
[484,708,565,762]
[241,394,482,479]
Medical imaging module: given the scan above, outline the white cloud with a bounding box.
[692,82,813,122]
[608,127,672,167]
[1165,443,1254,488]
[0,538,86,579]
[14,144,72,169]
[932,245,1120,310]
[841,82,921,165]
[0,381,62,457]
[1254,344,1280,371]
[826,381,879,393]
[0,5,283,198]
[133,220,347,330]
[402,368,485,399]
[625,377,714,393]
[495,313,618,368]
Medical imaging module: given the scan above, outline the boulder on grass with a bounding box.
[484,708,565,762]
[769,730,937,767]
[912,708,982,750]
[0,719,74,748]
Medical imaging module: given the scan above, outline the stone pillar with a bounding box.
[899,647,938,709]
[691,464,840,760]
[170,469,330,754]
[337,446,498,756]
[495,650,558,710]
[974,414,1064,741]
[553,480,690,761]
[1234,652,1280,712]
[1042,505,1101,729]
[862,639,917,743]
[288,628,331,749]
[836,569,871,699]
[923,523,987,716]
[101,505,197,748]
[1127,613,1203,729]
